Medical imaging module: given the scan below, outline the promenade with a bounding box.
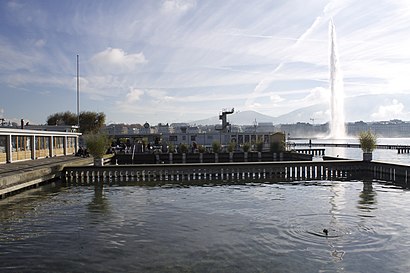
[0,155,93,198]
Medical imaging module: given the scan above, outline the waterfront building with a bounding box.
[0,128,80,164]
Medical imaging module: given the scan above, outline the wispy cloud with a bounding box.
[1,0,410,124]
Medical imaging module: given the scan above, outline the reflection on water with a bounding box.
[358,181,377,211]
[1,181,410,272]
[88,186,111,214]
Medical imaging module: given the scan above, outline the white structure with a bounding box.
[0,128,81,164]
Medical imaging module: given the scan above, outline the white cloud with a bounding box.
[161,0,196,13]
[304,87,330,103]
[126,88,144,102]
[91,48,146,73]
[145,89,168,98]
[34,39,46,48]
[371,99,407,120]
[7,0,24,10]
[270,94,285,105]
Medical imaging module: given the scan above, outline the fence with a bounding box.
[62,160,368,185]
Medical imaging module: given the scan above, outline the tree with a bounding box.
[47,111,77,126]
[46,111,106,134]
[79,111,106,134]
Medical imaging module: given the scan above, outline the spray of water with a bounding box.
[329,20,346,139]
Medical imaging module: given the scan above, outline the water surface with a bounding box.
[1,180,410,272]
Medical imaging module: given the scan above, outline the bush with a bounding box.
[212,141,221,153]
[242,142,251,152]
[197,144,206,153]
[168,144,175,153]
[270,141,285,153]
[179,143,189,154]
[227,141,236,153]
[256,141,264,152]
[359,130,377,153]
[83,133,110,159]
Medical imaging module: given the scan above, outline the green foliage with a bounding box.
[359,130,377,153]
[270,141,285,153]
[212,141,221,153]
[168,143,175,153]
[83,133,110,159]
[227,141,236,153]
[79,111,106,134]
[47,111,77,126]
[179,143,189,154]
[197,144,206,153]
[242,142,251,152]
[46,111,106,134]
[255,140,264,152]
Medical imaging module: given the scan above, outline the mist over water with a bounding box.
[329,20,346,139]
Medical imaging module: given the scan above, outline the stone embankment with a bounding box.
[0,155,93,198]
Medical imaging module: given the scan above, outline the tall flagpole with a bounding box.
[76,54,80,127]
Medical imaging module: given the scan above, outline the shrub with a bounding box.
[227,141,236,153]
[168,143,175,153]
[242,142,251,152]
[256,140,264,152]
[212,141,221,153]
[270,141,285,153]
[179,143,189,154]
[83,133,110,159]
[359,130,377,153]
[197,144,206,153]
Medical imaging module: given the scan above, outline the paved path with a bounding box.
[0,155,93,178]
[0,155,94,198]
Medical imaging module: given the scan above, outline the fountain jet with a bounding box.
[329,20,346,139]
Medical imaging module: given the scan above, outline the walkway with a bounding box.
[0,155,93,198]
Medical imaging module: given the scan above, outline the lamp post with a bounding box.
[76,54,80,128]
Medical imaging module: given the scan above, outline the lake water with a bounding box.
[2,139,410,272]
[1,180,410,272]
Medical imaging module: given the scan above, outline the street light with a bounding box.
[76,54,80,127]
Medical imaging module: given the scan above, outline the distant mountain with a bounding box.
[189,93,410,126]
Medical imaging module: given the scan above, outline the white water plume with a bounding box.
[329,20,346,139]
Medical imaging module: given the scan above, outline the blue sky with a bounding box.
[1,0,410,125]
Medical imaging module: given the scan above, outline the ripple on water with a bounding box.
[279,212,392,255]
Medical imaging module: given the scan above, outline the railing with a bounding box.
[370,161,410,187]
[294,148,325,156]
[62,160,365,185]
[61,159,410,188]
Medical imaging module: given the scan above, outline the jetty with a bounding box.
[0,155,93,198]
[292,142,410,153]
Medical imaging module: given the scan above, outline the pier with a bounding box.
[0,155,93,198]
[292,142,410,154]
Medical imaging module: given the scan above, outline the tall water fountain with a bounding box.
[329,20,346,139]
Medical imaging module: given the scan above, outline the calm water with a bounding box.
[1,180,410,272]
[298,137,410,164]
